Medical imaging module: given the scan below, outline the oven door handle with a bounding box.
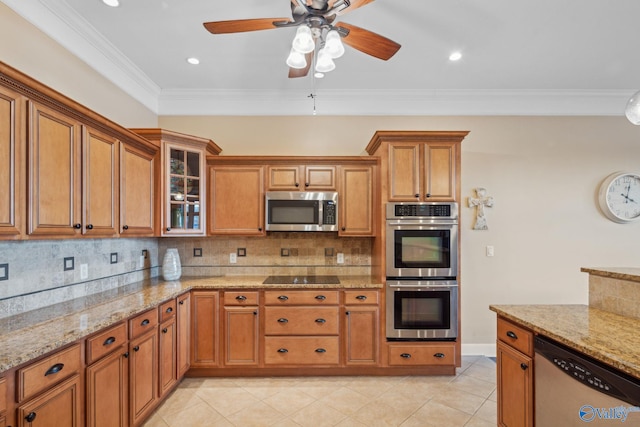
[388,284,458,289]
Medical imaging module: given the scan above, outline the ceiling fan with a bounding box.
[203,0,401,78]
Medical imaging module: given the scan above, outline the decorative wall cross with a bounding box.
[468,187,494,230]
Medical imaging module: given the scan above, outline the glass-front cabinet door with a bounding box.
[167,145,203,235]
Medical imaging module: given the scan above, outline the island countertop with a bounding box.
[490,304,640,380]
[0,275,382,373]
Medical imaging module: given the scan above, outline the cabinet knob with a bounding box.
[73,223,82,229]
[295,183,299,187]
[258,227,262,232]
[179,300,184,305]
[305,182,309,187]
[86,224,94,230]
[44,363,64,376]
[235,295,247,301]
[433,352,445,359]
[133,345,140,352]
[25,412,37,423]
[123,352,129,358]
[122,225,129,230]
[425,193,431,198]
[162,328,168,333]
[520,363,529,370]
[166,227,171,232]
[341,227,346,231]
[103,336,116,346]
[506,331,518,340]
[277,348,288,353]
[414,194,419,198]
[400,353,412,359]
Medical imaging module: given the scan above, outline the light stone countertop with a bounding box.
[580,267,640,283]
[490,304,640,380]
[0,275,382,374]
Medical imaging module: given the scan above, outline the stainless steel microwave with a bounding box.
[265,191,338,232]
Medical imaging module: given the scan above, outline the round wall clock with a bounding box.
[598,171,640,223]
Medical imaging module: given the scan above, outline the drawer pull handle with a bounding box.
[506,331,518,339]
[133,345,140,352]
[355,295,367,301]
[433,353,445,358]
[103,336,116,346]
[315,348,326,353]
[315,318,326,324]
[278,295,289,301]
[235,295,247,301]
[25,412,37,423]
[315,295,326,301]
[400,353,412,359]
[277,348,288,353]
[162,328,168,333]
[166,307,173,313]
[45,363,64,376]
[521,363,529,370]
[141,319,150,326]
[277,318,289,323]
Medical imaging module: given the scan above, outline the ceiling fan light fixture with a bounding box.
[186,57,200,65]
[292,26,315,54]
[314,72,325,79]
[286,48,307,69]
[324,30,345,58]
[625,90,640,125]
[315,48,336,73]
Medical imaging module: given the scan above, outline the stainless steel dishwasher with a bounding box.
[535,336,640,426]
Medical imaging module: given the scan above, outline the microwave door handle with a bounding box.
[318,201,323,226]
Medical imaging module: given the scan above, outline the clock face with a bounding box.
[599,172,640,223]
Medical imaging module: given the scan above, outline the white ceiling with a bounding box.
[4,0,640,116]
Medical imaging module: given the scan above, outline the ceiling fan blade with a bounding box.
[204,18,291,34]
[288,52,314,78]
[336,22,400,60]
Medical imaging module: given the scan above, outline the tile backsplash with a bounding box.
[0,233,371,318]
[589,274,640,319]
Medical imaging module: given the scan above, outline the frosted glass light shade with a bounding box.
[292,26,315,54]
[315,48,335,73]
[625,90,640,125]
[286,48,307,69]
[324,30,345,58]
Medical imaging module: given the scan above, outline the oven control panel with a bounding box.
[387,202,458,220]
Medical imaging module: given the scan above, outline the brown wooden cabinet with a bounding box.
[86,345,129,427]
[208,165,264,235]
[190,291,220,368]
[158,317,177,398]
[119,141,157,236]
[129,329,158,427]
[496,317,534,427]
[338,164,376,236]
[16,374,81,427]
[222,291,259,366]
[176,292,191,378]
[0,376,7,427]
[387,343,457,368]
[266,164,336,191]
[0,85,24,239]
[344,290,379,365]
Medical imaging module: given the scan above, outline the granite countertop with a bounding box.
[490,304,640,379]
[580,267,640,283]
[0,275,382,374]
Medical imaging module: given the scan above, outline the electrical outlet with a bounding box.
[337,253,344,264]
[486,246,495,257]
[80,263,88,279]
[139,256,145,268]
[229,253,237,264]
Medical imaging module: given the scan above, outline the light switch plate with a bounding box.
[80,264,88,280]
[229,253,237,264]
[337,253,344,264]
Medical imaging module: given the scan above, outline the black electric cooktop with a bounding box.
[262,275,341,285]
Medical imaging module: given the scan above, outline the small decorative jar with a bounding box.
[162,248,182,281]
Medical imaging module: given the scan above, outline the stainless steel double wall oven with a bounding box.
[385,202,459,340]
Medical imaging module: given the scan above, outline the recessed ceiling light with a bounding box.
[449,51,462,61]
[102,0,120,7]
[187,57,200,65]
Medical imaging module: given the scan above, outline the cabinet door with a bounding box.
[497,340,533,427]
[120,142,156,236]
[223,306,259,366]
[266,165,301,190]
[339,165,374,236]
[86,345,129,427]
[129,329,158,426]
[158,318,178,398]
[176,293,191,378]
[17,374,81,427]
[423,142,457,201]
[209,166,264,235]
[304,165,336,190]
[190,291,219,367]
[344,306,379,365]
[388,142,421,201]
[0,85,23,239]
[164,144,205,236]
[27,101,81,237]
[82,126,118,237]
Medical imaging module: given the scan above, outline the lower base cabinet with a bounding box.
[17,374,81,427]
[496,340,533,427]
[86,345,129,427]
[129,329,158,427]
[387,343,457,367]
[158,317,178,398]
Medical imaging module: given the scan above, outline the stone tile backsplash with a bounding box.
[589,274,640,319]
[0,233,371,318]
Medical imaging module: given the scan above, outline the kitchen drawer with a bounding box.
[0,376,6,414]
[264,307,339,335]
[159,299,177,322]
[388,343,456,366]
[129,308,158,339]
[497,317,534,357]
[264,337,339,365]
[17,343,82,402]
[344,290,379,305]
[223,291,259,306]
[264,290,339,305]
[86,322,127,364]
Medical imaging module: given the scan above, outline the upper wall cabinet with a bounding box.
[366,131,468,203]
[0,84,24,240]
[130,129,221,237]
[338,163,377,237]
[267,164,336,191]
[119,141,158,237]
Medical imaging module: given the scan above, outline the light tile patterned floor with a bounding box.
[143,356,497,427]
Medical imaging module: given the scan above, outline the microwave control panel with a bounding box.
[323,201,337,225]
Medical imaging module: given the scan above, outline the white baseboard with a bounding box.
[461,343,496,358]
